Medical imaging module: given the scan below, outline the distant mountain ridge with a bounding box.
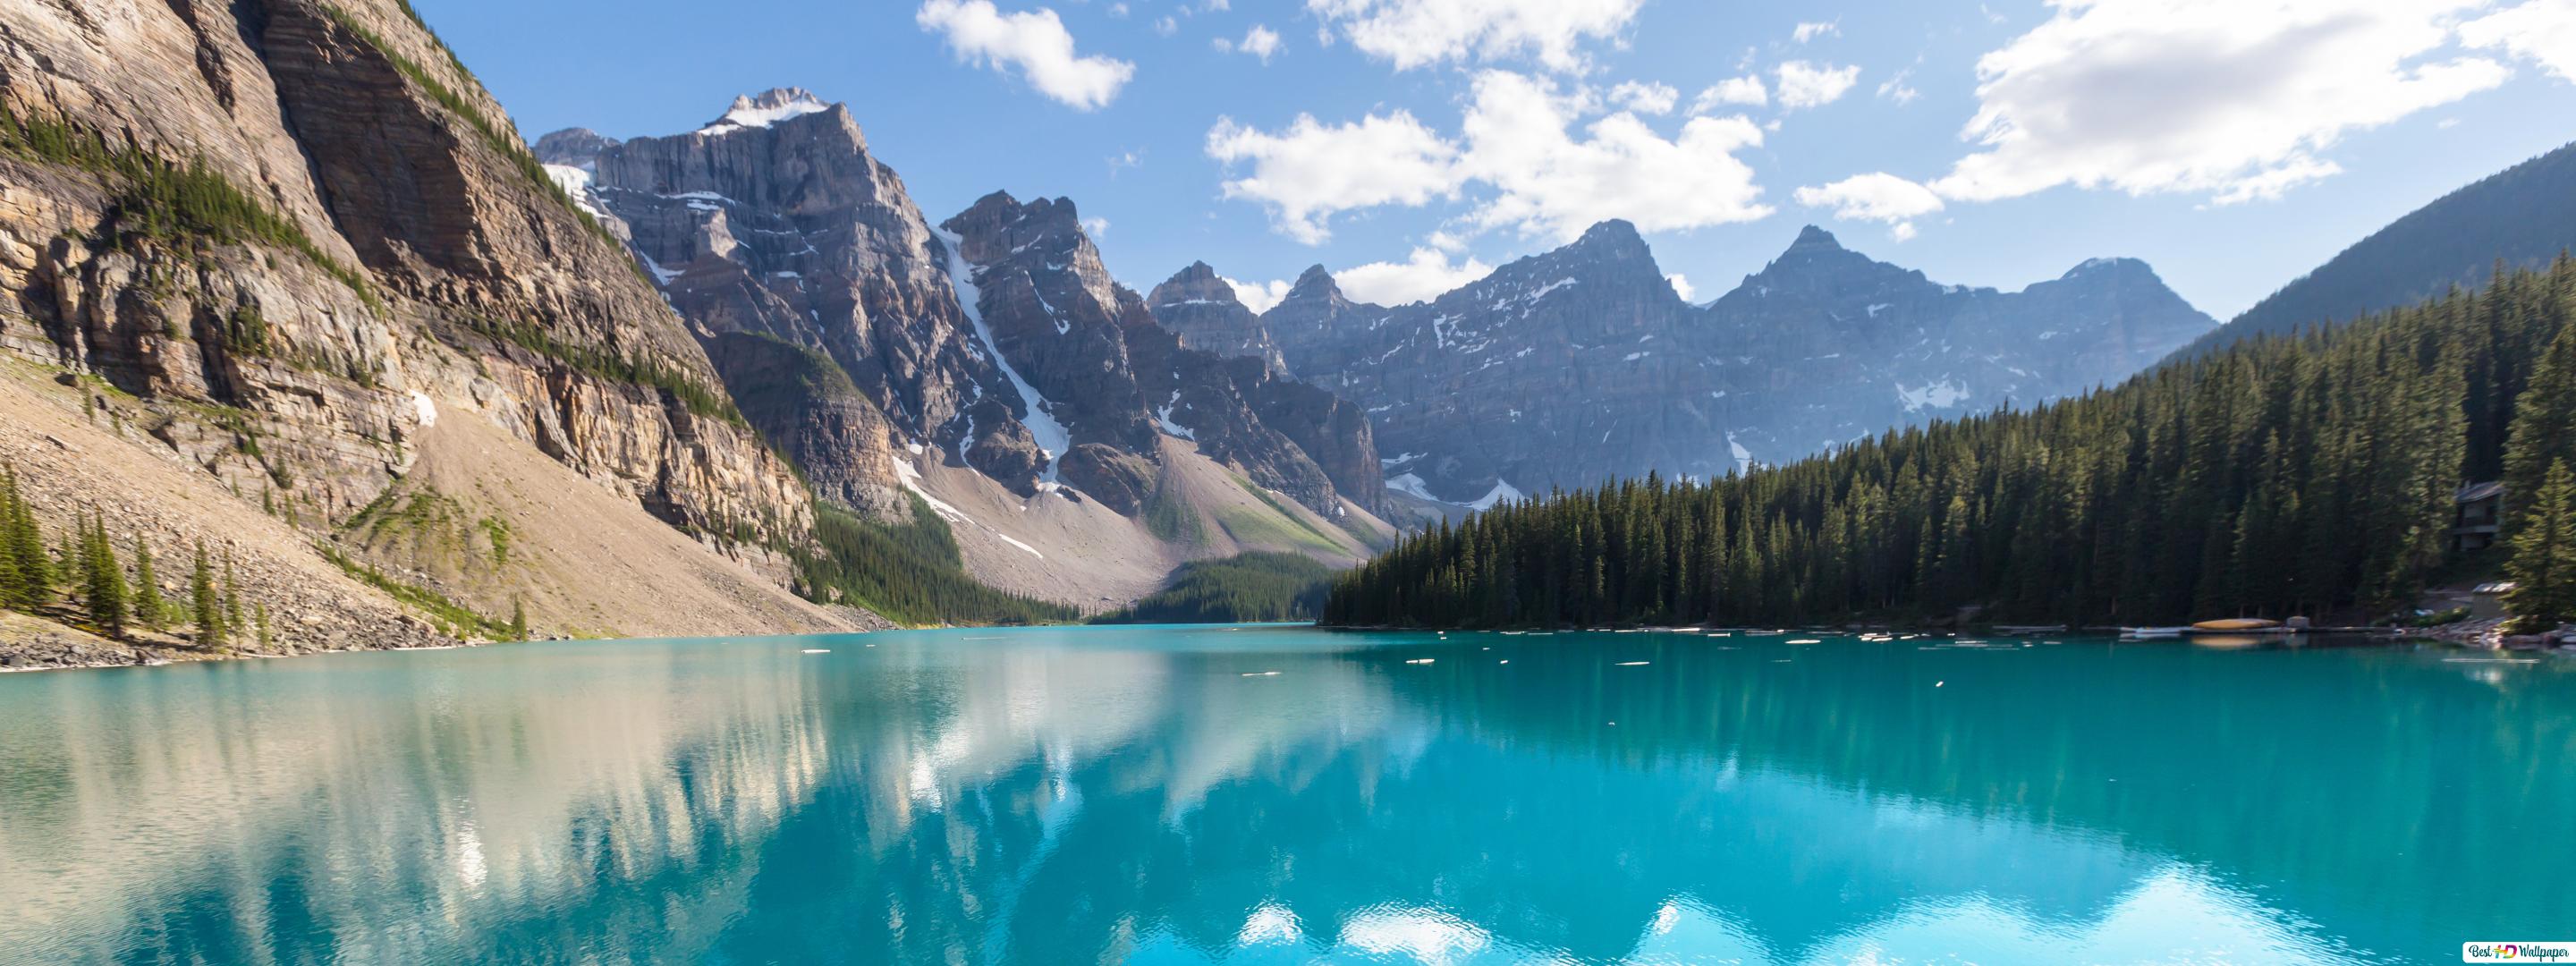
[2183,139,2576,356]
[1160,223,2216,506]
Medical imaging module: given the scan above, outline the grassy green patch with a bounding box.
[1141,485,1208,544]
[1220,476,1345,554]
[318,540,505,638]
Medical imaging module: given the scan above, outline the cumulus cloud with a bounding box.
[1082,216,1112,237]
[1792,20,1839,43]
[1206,111,1462,243]
[1929,0,2509,205]
[2461,0,2576,83]
[1666,273,1696,302]
[1793,173,1945,240]
[1207,71,1772,244]
[917,0,1135,110]
[1458,71,1773,241]
[1223,275,1293,313]
[1608,80,1680,115]
[1690,75,1768,113]
[1306,0,1644,72]
[1336,247,1497,305]
[1238,25,1283,62]
[1774,61,1861,109]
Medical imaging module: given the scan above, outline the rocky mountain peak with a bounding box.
[1790,224,1844,250]
[1569,218,1652,258]
[704,87,833,133]
[1147,261,1241,309]
[532,128,620,169]
[1291,264,1343,297]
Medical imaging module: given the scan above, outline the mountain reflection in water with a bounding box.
[0,626,2567,964]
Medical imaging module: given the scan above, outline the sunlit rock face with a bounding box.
[544,97,1383,519]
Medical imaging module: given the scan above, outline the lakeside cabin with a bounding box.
[2453,481,2505,553]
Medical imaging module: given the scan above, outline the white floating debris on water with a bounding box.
[1788,639,1822,645]
[1615,661,1650,666]
[1936,681,1945,687]
[1498,660,1510,665]
[1241,671,1283,677]
[1406,658,1436,665]
[801,648,831,654]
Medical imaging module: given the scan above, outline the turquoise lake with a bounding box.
[1,626,2570,964]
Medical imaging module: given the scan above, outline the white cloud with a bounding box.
[1792,20,1839,43]
[1206,111,1462,243]
[1306,0,1644,72]
[1793,172,1945,240]
[1083,216,1112,237]
[1336,247,1496,305]
[2461,0,2576,83]
[917,0,1135,110]
[1690,75,1768,112]
[1459,71,1773,242]
[1930,0,2509,205]
[1774,61,1860,109]
[1666,273,1696,301]
[1207,70,1773,245]
[1154,15,1178,36]
[1106,2,1128,16]
[1607,80,1680,115]
[1235,24,1284,63]
[1876,67,1920,105]
[1107,148,1146,176]
[1224,275,1292,313]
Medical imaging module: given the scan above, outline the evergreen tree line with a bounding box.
[1326,258,2576,631]
[0,467,267,646]
[801,499,1078,627]
[1094,552,1335,624]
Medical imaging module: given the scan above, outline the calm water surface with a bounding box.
[1,626,2569,964]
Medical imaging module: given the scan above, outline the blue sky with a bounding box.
[426,0,2576,318]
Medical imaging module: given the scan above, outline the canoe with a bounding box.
[2121,627,2190,638]
[2191,618,2282,631]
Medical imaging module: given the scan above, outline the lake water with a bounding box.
[1,626,2569,964]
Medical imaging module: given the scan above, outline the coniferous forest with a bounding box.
[1326,258,2576,631]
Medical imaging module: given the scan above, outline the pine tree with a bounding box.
[0,470,29,610]
[2504,324,2576,533]
[222,555,242,632]
[82,515,126,637]
[508,598,529,640]
[255,601,272,648]
[131,534,162,630]
[191,541,225,649]
[2504,461,2576,632]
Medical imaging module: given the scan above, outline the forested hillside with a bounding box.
[1094,552,1335,624]
[1325,258,2576,630]
[2183,141,2576,356]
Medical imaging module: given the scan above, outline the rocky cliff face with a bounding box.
[1146,262,1290,376]
[1240,223,2215,505]
[0,0,846,657]
[543,91,1385,547]
[537,89,1013,516]
[941,191,1380,516]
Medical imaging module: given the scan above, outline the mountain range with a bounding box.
[0,0,2556,662]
